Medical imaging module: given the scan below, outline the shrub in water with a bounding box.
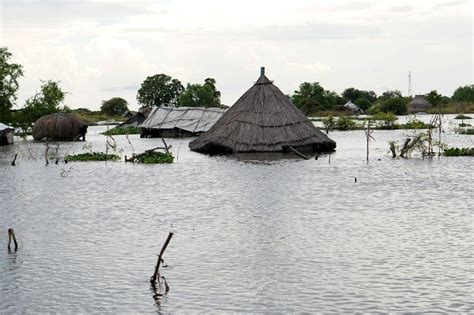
[65,152,120,161]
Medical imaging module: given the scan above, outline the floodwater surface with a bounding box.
[1,115,473,313]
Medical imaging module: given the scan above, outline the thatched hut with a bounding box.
[408,95,432,113]
[0,123,14,146]
[33,113,88,141]
[189,67,336,154]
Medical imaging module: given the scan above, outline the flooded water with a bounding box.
[1,115,473,313]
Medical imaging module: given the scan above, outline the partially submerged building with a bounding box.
[117,108,151,128]
[344,100,363,113]
[140,106,226,138]
[189,67,336,154]
[0,123,14,146]
[33,113,88,141]
[408,95,432,113]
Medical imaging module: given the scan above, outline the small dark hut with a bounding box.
[408,95,432,113]
[189,67,336,154]
[33,113,88,141]
[0,123,14,146]
[117,107,151,128]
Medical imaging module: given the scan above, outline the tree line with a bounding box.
[1,47,473,127]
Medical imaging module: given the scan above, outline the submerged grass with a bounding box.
[136,151,174,164]
[65,152,121,161]
[443,147,474,157]
[101,126,141,136]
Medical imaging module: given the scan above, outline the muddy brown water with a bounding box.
[1,115,473,313]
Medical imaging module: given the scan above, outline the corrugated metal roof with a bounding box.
[344,101,361,111]
[140,106,226,133]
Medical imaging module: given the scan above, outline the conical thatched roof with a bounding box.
[33,113,88,141]
[189,68,336,154]
[408,95,432,113]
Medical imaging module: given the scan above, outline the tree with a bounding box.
[426,90,448,107]
[354,98,372,111]
[179,78,221,108]
[137,74,184,108]
[342,88,377,104]
[0,47,24,122]
[380,97,408,115]
[378,90,402,101]
[101,97,129,115]
[452,85,474,102]
[18,80,66,125]
[292,82,338,115]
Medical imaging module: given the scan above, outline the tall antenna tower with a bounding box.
[408,71,412,96]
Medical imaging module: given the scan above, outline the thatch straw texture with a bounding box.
[189,68,336,153]
[33,113,88,141]
[408,95,432,113]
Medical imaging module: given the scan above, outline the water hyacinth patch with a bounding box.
[65,152,121,161]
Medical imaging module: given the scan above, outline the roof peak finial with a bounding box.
[260,66,265,76]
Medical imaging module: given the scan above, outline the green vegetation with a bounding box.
[100,97,129,115]
[336,116,358,130]
[65,152,121,161]
[101,126,141,136]
[321,114,336,133]
[369,112,398,129]
[401,117,434,129]
[0,47,23,123]
[137,74,184,108]
[179,78,221,107]
[451,85,474,102]
[443,147,474,156]
[292,82,342,115]
[135,151,174,164]
[454,114,472,119]
[458,128,474,135]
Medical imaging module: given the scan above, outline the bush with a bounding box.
[454,114,472,119]
[402,117,433,129]
[380,97,408,115]
[370,112,398,129]
[337,116,357,130]
[459,128,474,135]
[136,151,174,164]
[101,126,140,136]
[65,152,120,161]
[443,147,474,156]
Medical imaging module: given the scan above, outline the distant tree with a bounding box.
[378,90,403,101]
[137,74,184,108]
[101,97,129,115]
[354,98,372,111]
[0,47,23,123]
[452,85,474,102]
[342,87,377,104]
[292,82,338,115]
[17,80,66,124]
[426,90,448,107]
[380,97,408,115]
[179,78,221,108]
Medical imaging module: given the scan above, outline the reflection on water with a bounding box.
[0,116,473,313]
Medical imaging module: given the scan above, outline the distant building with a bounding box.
[408,95,432,113]
[343,100,363,113]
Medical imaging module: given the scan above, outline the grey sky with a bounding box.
[1,0,472,110]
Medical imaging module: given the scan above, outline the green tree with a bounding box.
[354,98,372,111]
[378,90,402,101]
[342,87,377,104]
[426,90,448,107]
[101,97,129,115]
[452,85,474,102]
[0,47,24,123]
[137,74,184,108]
[179,78,221,107]
[292,82,338,115]
[380,97,408,115]
[17,80,66,125]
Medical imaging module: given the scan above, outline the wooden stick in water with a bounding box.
[150,232,174,284]
[8,228,18,251]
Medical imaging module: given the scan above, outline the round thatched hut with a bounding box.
[189,67,336,154]
[33,113,88,141]
[408,95,432,113]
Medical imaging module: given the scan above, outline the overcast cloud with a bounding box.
[1,0,472,110]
